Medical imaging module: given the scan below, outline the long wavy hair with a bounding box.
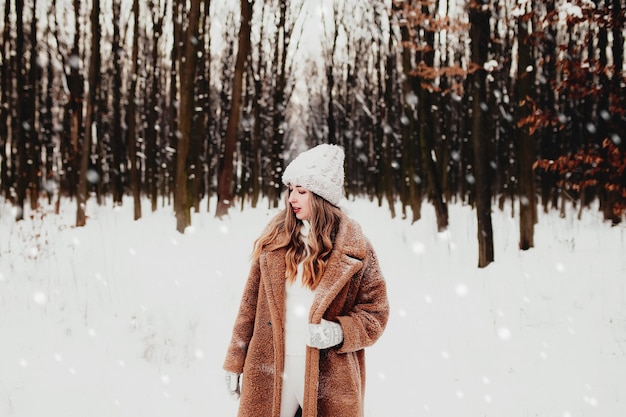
[251,191,343,290]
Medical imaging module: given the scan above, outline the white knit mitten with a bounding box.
[307,319,344,349]
[225,371,241,399]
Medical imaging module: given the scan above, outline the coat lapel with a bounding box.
[309,217,366,323]
[261,249,288,331]
[310,252,362,322]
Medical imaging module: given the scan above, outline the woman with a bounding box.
[223,144,389,417]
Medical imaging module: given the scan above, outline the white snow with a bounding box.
[1,197,624,417]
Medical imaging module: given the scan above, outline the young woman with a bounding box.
[223,144,389,417]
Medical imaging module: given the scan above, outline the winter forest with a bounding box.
[0,0,625,267]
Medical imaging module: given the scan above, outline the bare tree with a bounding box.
[173,0,201,232]
[394,1,423,223]
[469,0,494,267]
[1,0,624,241]
[111,0,124,205]
[127,0,141,220]
[416,0,448,231]
[147,1,167,212]
[515,3,537,250]
[0,0,10,199]
[216,0,252,218]
[26,0,41,212]
[14,0,29,219]
[76,0,101,226]
[392,0,450,228]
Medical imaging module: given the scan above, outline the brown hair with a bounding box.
[251,191,343,289]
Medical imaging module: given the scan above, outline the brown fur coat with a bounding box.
[223,216,389,417]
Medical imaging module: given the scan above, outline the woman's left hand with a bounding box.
[225,371,241,399]
[307,319,344,349]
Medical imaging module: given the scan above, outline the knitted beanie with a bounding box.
[282,144,345,206]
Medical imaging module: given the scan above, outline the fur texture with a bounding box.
[223,216,389,417]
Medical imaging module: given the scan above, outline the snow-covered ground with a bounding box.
[1,197,624,417]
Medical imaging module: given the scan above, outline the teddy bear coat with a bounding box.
[223,216,390,417]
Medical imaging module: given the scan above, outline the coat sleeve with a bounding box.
[335,245,389,354]
[223,258,261,373]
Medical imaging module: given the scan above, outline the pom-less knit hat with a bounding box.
[282,144,345,206]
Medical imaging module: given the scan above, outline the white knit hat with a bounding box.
[282,144,345,206]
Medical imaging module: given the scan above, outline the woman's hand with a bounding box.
[307,319,344,349]
[225,371,241,399]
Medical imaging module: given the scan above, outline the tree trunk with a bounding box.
[325,7,339,145]
[268,0,289,208]
[250,70,262,208]
[127,0,141,220]
[14,0,27,219]
[167,9,180,210]
[538,0,559,213]
[174,0,201,232]
[611,0,624,151]
[111,0,124,205]
[27,0,40,211]
[216,0,251,218]
[395,2,422,223]
[469,1,494,267]
[149,8,165,212]
[0,0,10,200]
[516,7,536,250]
[42,41,55,205]
[77,0,100,227]
[418,0,448,232]
[248,0,267,209]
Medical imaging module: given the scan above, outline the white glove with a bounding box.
[225,371,241,399]
[307,319,344,349]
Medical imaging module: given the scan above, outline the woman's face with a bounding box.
[288,186,312,221]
